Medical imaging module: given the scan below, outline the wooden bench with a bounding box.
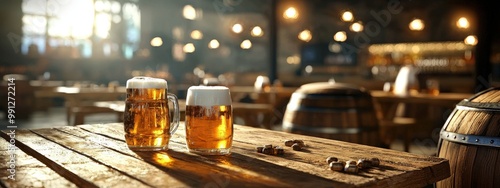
[70,105,123,126]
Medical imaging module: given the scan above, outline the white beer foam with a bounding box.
[126,77,167,89]
[186,86,231,106]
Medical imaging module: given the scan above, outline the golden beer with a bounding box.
[124,77,180,151]
[185,86,233,155]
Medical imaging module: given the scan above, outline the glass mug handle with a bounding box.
[167,93,180,135]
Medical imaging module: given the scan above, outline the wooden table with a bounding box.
[370,91,473,107]
[1,123,450,187]
[370,90,473,151]
[35,86,127,99]
[30,81,65,111]
[35,86,127,125]
[370,90,473,125]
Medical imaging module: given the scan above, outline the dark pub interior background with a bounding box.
[2,1,500,187]
[1,0,499,91]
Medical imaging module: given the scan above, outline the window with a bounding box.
[21,0,140,59]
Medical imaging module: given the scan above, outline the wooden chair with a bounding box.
[375,102,416,152]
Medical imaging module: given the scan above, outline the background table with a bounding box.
[35,86,127,125]
[370,90,473,152]
[370,90,472,107]
[1,123,449,187]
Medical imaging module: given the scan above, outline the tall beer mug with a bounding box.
[124,77,180,151]
[185,86,233,155]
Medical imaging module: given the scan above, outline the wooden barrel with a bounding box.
[437,87,500,188]
[282,82,381,147]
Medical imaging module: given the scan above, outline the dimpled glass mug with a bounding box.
[123,77,180,151]
[185,86,233,155]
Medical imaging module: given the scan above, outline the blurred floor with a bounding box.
[1,107,438,156]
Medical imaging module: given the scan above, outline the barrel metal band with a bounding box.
[456,100,500,112]
[440,130,500,148]
[283,122,378,134]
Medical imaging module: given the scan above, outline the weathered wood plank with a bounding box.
[78,124,349,187]
[231,125,449,188]
[31,128,192,188]
[63,125,336,187]
[80,123,449,188]
[77,123,188,152]
[1,123,448,188]
[0,135,77,188]
[78,123,126,141]
[45,127,304,187]
[0,129,148,188]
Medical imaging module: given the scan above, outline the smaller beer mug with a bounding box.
[124,77,180,151]
[185,86,233,155]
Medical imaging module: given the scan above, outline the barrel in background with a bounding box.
[437,87,500,188]
[282,82,381,147]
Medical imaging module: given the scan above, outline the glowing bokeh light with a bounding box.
[150,37,163,47]
[333,31,347,42]
[251,26,264,37]
[409,18,425,31]
[232,23,243,34]
[283,7,298,19]
[286,55,301,65]
[350,22,363,32]
[456,17,470,29]
[183,43,195,53]
[240,39,252,49]
[183,5,196,20]
[341,11,354,22]
[208,39,220,49]
[190,30,203,40]
[464,35,478,46]
[298,30,312,42]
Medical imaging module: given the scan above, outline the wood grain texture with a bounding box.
[1,123,450,188]
[0,136,77,188]
[437,88,500,188]
[0,129,147,188]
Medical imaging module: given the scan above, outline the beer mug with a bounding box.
[185,86,233,155]
[124,77,180,151]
